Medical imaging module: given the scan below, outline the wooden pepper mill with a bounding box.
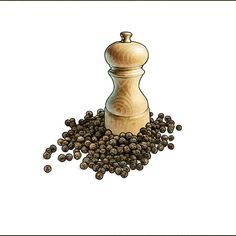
[104,31,150,135]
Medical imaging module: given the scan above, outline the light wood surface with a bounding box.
[104,32,150,135]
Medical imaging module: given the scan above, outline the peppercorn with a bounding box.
[167,127,174,133]
[125,132,133,140]
[74,151,82,160]
[89,143,97,150]
[123,146,130,153]
[102,135,109,141]
[176,125,182,131]
[86,110,93,117]
[98,111,105,118]
[68,142,75,150]
[109,139,117,146]
[145,152,151,159]
[110,148,117,155]
[44,165,52,173]
[160,127,166,133]
[80,162,88,170]
[164,115,171,122]
[103,164,110,171]
[119,161,126,168]
[74,142,82,149]
[95,172,104,180]
[58,154,66,162]
[43,152,51,160]
[81,146,88,153]
[118,137,127,144]
[162,140,168,147]
[158,144,164,151]
[97,108,104,114]
[136,163,144,171]
[158,113,164,119]
[92,164,99,172]
[66,153,73,161]
[168,135,174,141]
[77,136,85,143]
[61,145,69,152]
[123,166,130,172]
[57,138,64,146]
[140,127,147,134]
[168,143,175,150]
[129,143,136,150]
[130,164,136,170]
[109,166,115,173]
[84,140,91,147]
[115,167,122,175]
[161,135,168,141]
[121,171,128,178]
[151,146,158,154]
[98,167,106,174]
[141,158,149,165]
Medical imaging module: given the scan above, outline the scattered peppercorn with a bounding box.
[176,125,182,131]
[43,152,51,160]
[66,153,73,161]
[168,143,175,150]
[58,154,66,162]
[44,165,52,173]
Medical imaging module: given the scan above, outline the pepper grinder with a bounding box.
[104,31,150,135]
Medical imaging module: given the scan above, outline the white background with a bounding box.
[0,1,236,235]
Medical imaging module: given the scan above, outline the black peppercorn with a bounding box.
[158,144,164,151]
[160,127,166,133]
[84,140,91,147]
[74,142,82,149]
[74,151,81,160]
[125,132,133,140]
[77,136,85,143]
[168,135,174,141]
[151,146,158,154]
[45,148,52,154]
[80,162,88,170]
[164,115,171,122]
[141,158,149,165]
[162,140,168,147]
[58,154,66,162]
[110,148,117,155]
[66,153,73,161]
[81,146,88,153]
[95,172,104,180]
[43,152,51,160]
[136,163,144,171]
[44,165,52,173]
[57,138,64,146]
[103,164,110,171]
[109,166,115,173]
[176,125,182,131]
[158,113,164,119]
[115,167,122,175]
[121,171,128,178]
[129,143,136,150]
[123,166,130,172]
[168,143,175,150]
[89,143,97,150]
[98,167,106,174]
[123,146,130,153]
[92,164,99,172]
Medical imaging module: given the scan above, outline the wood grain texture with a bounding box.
[104,32,150,135]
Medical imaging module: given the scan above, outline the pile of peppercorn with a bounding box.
[43,109,182,180]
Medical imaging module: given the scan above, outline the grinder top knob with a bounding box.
[105,31,149,68]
